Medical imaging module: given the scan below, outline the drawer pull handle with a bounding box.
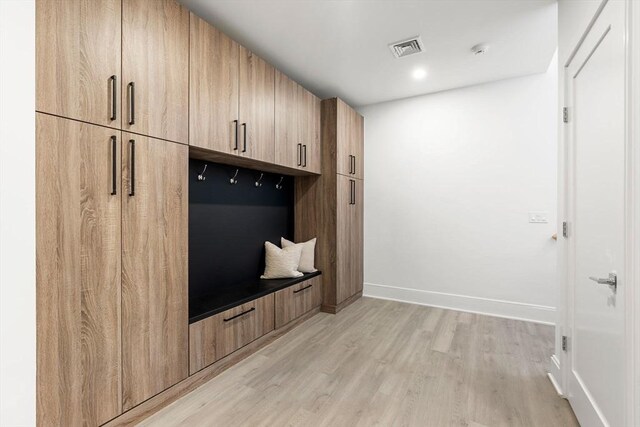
[293,284,313,294]
[223,307,255,322]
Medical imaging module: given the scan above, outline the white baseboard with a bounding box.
[548,354,564,396]
[363,282,556,325]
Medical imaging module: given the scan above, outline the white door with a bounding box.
[565,1,626,426]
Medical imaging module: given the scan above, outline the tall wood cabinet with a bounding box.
[121,134,189,410]
[36,114,188,425]
[296,98,364,313]
[36,113,122,426]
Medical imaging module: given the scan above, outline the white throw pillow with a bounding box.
[281,237,317,273]
[260,241,303,279]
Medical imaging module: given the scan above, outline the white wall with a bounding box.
[0,0,36,425]
[360,53,558,324]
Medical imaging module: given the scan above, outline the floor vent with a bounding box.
[389,36,424,58]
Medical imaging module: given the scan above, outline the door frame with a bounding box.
[558,1,640,425]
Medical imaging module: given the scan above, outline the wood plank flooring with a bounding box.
[139,298,578,427]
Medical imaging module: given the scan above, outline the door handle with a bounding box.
[352,180,356,205]
[353,155,356,175]
[242,123,247,153]
[109,75,117,121]
[233,120,239,150]
[303,144,307,167]
[110,136,117,195]
[588,273,617,292]
[297,143,302,166]
[128,139,135,197]
[127,82,135,125]
[293,284,313,293]
[223,307,255,322]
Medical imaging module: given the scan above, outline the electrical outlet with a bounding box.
[529,211,549,223]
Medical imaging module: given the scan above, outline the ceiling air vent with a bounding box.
[389,36,424,59]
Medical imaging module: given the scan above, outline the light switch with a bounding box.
[529,211,549,223]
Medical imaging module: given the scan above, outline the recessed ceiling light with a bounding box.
[412,68,427,80]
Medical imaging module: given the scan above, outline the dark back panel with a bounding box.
[189,159,294,302]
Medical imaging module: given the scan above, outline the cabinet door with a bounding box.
[190,14,240,153]
[36,114,122,426]
[121,134,188,410]
[239,46,276,163]
[122,0,189,144]
[336,175,354,304]
[352,112,364,180]
[352,179,364,295]
[304,92,322,174]
[275,71,300,169]
[36,0,121,128]
[336,99,353,176]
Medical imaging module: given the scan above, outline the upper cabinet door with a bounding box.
[303,90,321,174]
[275,71,300,169]
[122,0,189,144]
[335,99,352,177]
[190,14,240,153]
[352,111,364,180]
[239,47,275,164]
[121,134,188,410]
[36,114,122,426]
[36,0,121,128]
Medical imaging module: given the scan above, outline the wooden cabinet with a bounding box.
[36,0,121,128]
[121,133,189,410]
[353,111,364,180]
[275,72,321,173]
[189,295,275,374]
[239,46,276,163]
[352,179,364,296]
[296,98,364,313]
[189,13,240,153]
[304,91,322,174]
[336,99,364,179]
[122,0,189,144]
[274,276,322,328]
[275,71,300,169]
[36,113,122,426]
[335,176,364,303]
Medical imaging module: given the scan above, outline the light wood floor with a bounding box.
[139,297,578,427]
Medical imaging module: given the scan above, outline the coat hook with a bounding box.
[255,173,264,187]
[275,176,284,190]
[229,169,239,185]
[197,164,208,181]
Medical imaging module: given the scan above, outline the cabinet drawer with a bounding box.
[275,276,322,329]
[189,294,274,374]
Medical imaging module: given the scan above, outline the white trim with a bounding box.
[363,282,555,325]
[548,354,565,396]
[625,1,640,425]
[548,373,564,397]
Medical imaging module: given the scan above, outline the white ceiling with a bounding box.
[180,0,557,107]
